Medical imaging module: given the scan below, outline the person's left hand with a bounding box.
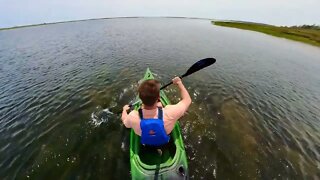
[123,105,130,112]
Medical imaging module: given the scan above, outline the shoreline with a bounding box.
[213,21,320,47]
[2,18,319,48]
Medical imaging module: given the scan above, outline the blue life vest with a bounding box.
[139,107,170,146]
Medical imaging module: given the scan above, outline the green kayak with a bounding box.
[130,68,189,179]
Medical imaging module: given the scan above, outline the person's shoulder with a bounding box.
[163,103,188,120]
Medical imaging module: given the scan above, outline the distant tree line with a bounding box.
[287,25,320,30]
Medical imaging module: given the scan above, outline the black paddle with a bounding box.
[128,57,216,108]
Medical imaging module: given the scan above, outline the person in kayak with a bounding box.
[121,77,191,146]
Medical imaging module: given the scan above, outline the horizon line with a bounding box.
[1,16,214,30]
[1,16,318,30]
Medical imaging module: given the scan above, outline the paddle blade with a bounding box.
[181,58,216,78]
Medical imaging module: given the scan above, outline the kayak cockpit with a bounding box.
[138,138,176,166]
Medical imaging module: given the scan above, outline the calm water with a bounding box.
[0,18,320,179]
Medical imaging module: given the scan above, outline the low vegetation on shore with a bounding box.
[213,21,320,47]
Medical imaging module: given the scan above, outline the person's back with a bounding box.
[121,77,191,146]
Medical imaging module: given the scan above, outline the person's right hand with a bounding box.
[172,77,182,85]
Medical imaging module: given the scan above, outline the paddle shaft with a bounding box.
[160,75,182,90]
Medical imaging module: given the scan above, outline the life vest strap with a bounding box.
[138,107,163,120]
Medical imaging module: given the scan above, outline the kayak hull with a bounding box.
[130,68,189,179]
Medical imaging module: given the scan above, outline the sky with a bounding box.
[1,0,320,28]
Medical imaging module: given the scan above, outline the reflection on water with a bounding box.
[0,18,320,179]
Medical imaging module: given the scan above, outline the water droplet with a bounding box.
[121,142,125,150]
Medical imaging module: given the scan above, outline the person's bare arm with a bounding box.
[172,77,191,108]
[121,105,131,128]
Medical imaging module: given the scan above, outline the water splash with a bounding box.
[90,106,114,127]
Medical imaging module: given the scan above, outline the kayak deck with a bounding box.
[130,68,189,179]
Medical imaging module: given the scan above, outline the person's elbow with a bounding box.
[183,97,192,109]
[121,116,130,128]
[121,115,126,123]
[122,119,131,128]
[123,122,131,128]
[186,98,192,107]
